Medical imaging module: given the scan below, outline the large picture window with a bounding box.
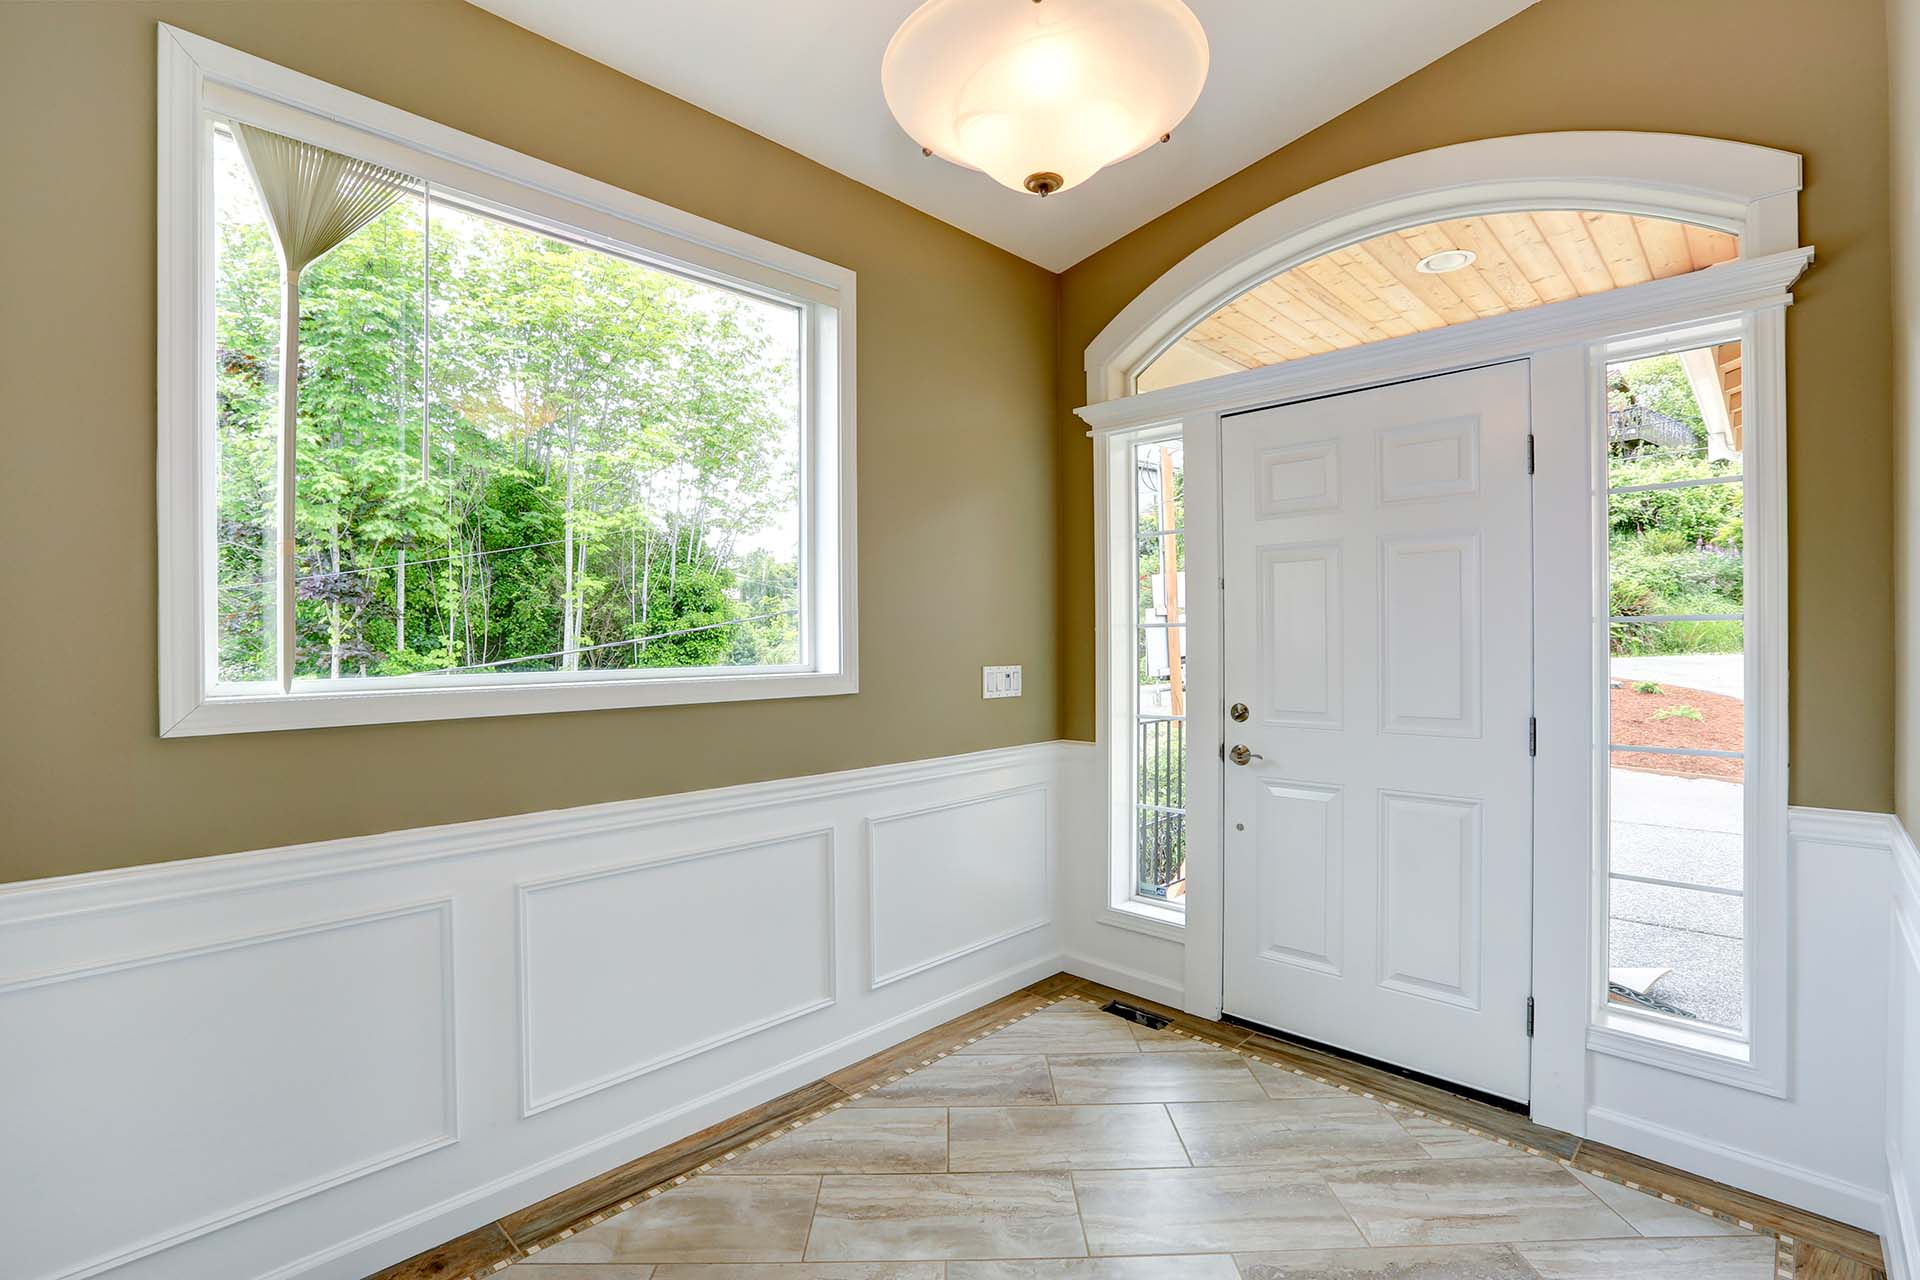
[160,32,855,734]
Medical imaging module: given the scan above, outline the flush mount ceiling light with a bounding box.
[882,0,1210,197]
[1415,248,1478,274]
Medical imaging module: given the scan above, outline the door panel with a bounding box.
[1221,362,1533,1102]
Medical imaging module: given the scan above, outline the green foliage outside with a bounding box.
[1606,354,1744,657]
[213,132,800,683]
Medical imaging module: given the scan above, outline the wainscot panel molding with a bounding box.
[0,901,458,1280]
[518,829,838,1114]
[0,742,1069,1280]
[867,783,1051,988]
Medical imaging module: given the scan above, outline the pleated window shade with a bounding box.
[229,123,418,690]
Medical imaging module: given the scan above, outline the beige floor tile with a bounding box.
[511,1268,655,1279]
[1516,1234,1778,1278]
[715,1108,948,1174]
[951,1259,1240,1280]
[1073,1167,1367,1254]
[806,1173,1087,1260]
[1245,1060,1358,1101]
[1234,1243,1538,1279]
[849,1055,1055,1107]
[1567,1170,1753,1237]
[956,1009,1143,1056]
[531,1176,820,1264]
[652,1267,944,1280]
[1129,1024,1224,1053]
[1394,1113,1534,1161]
[1325,1157,1632,1246]
[1048,1051,1266,1104]
[1166,1098,1428,1168]
[948,1104,1190,1171]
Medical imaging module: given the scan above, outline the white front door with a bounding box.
[1220,362,1534,1102]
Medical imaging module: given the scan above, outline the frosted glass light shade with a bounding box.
[882,0,1209,196]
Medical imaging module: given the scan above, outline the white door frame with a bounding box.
[1077,132,1808,1133]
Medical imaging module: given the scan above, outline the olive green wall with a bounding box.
[1055,0,1897,813]
[0,1,1061,883]
[1893,0,1920,830]
[1,0,1901,883]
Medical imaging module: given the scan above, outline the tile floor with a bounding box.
[505,998,1783,1280]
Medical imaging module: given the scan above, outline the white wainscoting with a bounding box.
[1887,815,1920,1280]
[1051,741,1190,1007]
[1581,807,1900,1232]
[0,742,1069,1280]
[867,785,1051,989]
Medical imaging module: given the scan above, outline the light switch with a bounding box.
[983,665,1022,699]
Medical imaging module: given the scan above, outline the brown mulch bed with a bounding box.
[1609,680,1744,781]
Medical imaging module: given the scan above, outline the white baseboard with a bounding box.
[1887,1150,1917,1280]
[0,741,1073,1280]
[1061,951,1186,1009]
[1584,1106,1891,1232]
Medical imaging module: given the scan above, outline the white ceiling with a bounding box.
[464,1,1538,272]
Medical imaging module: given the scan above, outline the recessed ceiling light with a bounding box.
[882,0,1210,198]
[1416,248,1477,274]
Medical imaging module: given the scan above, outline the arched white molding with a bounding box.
[1083,131,1804,404]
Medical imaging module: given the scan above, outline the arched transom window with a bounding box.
[1138,211,1738,392]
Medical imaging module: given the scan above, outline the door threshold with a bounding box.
[1220,1013,1530,1116]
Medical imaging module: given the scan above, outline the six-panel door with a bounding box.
[1220,362,1535,1102]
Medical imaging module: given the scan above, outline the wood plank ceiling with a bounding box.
[1140,211,1739,390]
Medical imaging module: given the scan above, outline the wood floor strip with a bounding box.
[362,971,1887,1279]
[1574,1140,1885,1270]
[1058,976,1255,1049]
[823,982,1061,1094]
[494,1078,846,1251]
[368,1222,519,1280]
[1794,1239,1887,1279]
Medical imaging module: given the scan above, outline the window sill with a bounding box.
[162,668,857,737]
[1586,1009,1785,1097]
[1097,898,1187,943]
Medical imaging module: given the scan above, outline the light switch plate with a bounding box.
[982,665,1022,699]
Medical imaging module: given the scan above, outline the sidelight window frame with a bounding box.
[157,26,857,736]
[1583,312,1790,1096]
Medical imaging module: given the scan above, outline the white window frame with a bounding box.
[1095,425,1193,942]
[157,26,857,736]
[1584,310,1791,1096]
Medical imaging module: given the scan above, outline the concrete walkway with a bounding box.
[1611,653,1744,699]
[1607,768,1745,1030]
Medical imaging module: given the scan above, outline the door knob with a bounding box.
[1229,744,1263,766]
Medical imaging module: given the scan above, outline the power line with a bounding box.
[223,536,571,592]
[433,609,797,673]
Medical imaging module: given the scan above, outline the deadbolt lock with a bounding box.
[1229,702,1249,722]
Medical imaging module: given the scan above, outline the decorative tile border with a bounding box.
[502,992,1796,1278]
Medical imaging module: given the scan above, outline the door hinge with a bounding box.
[1526,996,1535,1037]
[1526,433,1535,475]
[1528,717,1537,756]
